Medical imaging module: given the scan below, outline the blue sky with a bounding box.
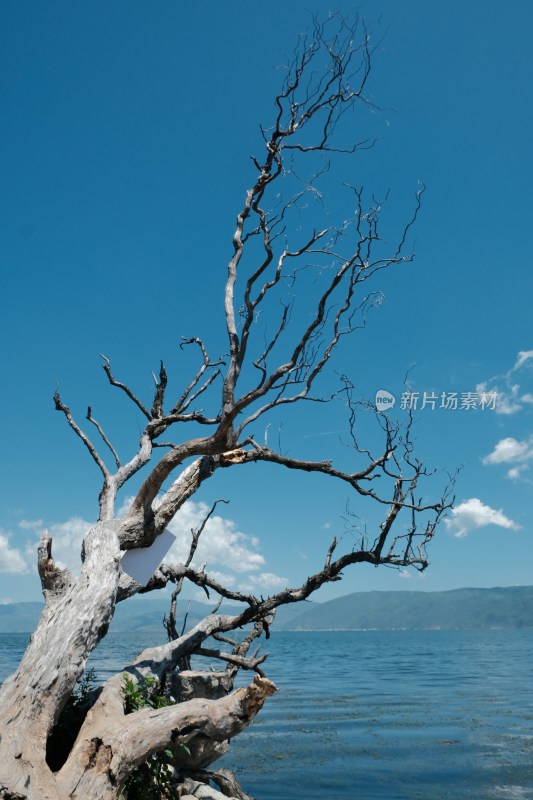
[0,0,531,605]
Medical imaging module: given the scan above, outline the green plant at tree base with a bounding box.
[121,673,189,800]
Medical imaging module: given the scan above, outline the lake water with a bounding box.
[2,629,533,798]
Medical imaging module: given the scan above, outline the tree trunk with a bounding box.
[0,523,121,800]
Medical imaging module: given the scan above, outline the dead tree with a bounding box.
[0,16,452,800]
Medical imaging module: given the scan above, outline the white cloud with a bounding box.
[482,436,533,482]
[444,498,521,538]
[207,570,237,587]
[236,572,290,594]
[477,349,533,415]
[163,500,266,573]
[251,572,289,589]
[0,530,28,574]
[482,436,533,465]
[162,502,290,593]
[0,597,13,605]
[507,466,529,481]
[475,380,521,415]
[513,351,533,371]
[18,518,44,530]
[494,391,523,416]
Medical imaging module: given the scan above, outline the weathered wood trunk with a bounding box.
[0,523,121,799]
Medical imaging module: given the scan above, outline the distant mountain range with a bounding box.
[1,586,532,634]
[278,586,533,631]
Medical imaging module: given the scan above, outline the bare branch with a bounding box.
[179,368,222,414]
[54,391,109,480]
[100,354,151,420]
[86,406,121,470]
[195,647,268,677]
[172,337,225,414]
[150,360,167,419]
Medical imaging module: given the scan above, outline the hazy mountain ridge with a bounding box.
[278,586,533,631]
[1,587,531,633]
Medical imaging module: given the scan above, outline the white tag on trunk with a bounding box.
[121,530,176,586]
